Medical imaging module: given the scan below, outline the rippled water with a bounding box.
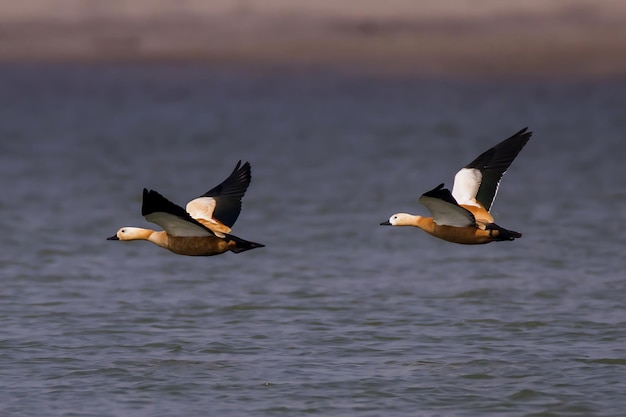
[1,66,625,416]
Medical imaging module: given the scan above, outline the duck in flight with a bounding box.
[380,128,531,244]
[107,161,264,256]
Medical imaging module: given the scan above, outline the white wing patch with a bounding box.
[452,168,482,207]
[418,195,476,227]
[186,197,217,223]
[145,212,214,237]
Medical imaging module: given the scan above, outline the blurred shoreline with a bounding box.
[1,1,625,78]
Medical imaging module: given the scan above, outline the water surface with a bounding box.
[0,66,624,416]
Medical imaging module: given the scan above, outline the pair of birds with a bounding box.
[108,128,532,255]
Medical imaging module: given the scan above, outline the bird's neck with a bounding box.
[398,214,435,233]
[128,228,169,249]
[147,230,169,249]
[414,216,436,233]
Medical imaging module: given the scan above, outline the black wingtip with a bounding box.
[141,188,219,236]
[141,188,152,214]
[512,127,532,144]
[421,183,459,206]
[465,127,532,170]
[198,161,253,228]
[141,189,189,221]
[422,183,445,195]
[201,161,252,199]
[141,189,162,217]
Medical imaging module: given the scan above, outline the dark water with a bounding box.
[0,65,625,416]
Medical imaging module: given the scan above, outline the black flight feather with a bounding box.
[198,161,252,228]
[464,128,531,210]
[421,183,459,206]
[142,188,216,235]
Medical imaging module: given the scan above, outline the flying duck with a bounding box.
[107,161,264,256]
[380,128,531,244]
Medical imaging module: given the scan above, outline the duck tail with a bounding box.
[225,234,265,253]
[486,223,522,241]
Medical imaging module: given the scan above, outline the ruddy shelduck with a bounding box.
[108,161,264,256]
[381,128,531,244]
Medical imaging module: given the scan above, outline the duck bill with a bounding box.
[106,235,119,240]
[380,220,391,226]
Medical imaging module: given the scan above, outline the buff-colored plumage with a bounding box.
[381,128,531,244]
[108,161,263,256]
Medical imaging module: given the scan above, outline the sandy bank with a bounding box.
[1,1,625,78]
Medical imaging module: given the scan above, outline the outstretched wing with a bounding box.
[185,161,252,229]
[452,128,531,211]
[419,184,476,227]
[142,189,216,237]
